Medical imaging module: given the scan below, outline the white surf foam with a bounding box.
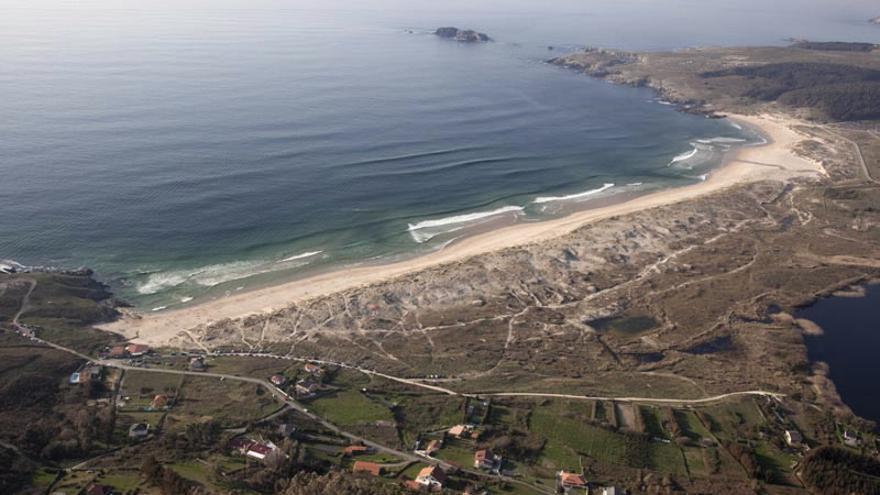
[278,250,323,263]
[408,206,524,243]
[180,296,193,303]
[151,306,167,312]
[137,259,282,294]
[696,137,747,144]
[670,146,698,165]
[533,183,615,204]
[729,121,743,130]
[137,272,189,295]
[626,182,643,187]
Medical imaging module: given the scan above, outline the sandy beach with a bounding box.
[101,113,823,345]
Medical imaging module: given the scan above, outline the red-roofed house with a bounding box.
[150,394,169,410]
[125,344,150,357]
[270,374,287,386]
[304,363,322,374]
[557,471,588,491]
[447,424,472,438]
[246,442,277,461]
[353,461,385,476]
[416,465,446,490]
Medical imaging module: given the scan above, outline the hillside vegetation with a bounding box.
[700,63,880,120]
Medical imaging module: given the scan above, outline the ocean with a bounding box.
[1,0,878,309]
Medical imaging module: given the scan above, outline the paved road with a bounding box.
[823,126,878,185]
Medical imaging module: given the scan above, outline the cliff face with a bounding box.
[434,27,491,42]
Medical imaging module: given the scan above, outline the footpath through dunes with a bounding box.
[100,113,822,346]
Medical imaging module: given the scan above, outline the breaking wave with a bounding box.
[670,146,699,165]
[408,206,524,243]
[278,250,323,263]
[136,255,320,295]
[533,183,615,204]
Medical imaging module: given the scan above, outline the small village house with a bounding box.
[843,430,861,447]
[295,378,319,397]
[473,449,500,471]
[270,374,287,387]
[784,429,803,447]
[557,471,588,492]
[447,424,473,438]
[150,394,169,410]
[245,441,279,461]
[304,363,322,374]
[189,357,206,371]
[125,344,150,357]
[415,465,447,491]
[353,461,384,476]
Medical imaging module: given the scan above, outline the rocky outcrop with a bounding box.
[871,17,880,25]
[434,27,491,43]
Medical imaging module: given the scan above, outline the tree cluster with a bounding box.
[801,446,880,495]
[700,62,880,121]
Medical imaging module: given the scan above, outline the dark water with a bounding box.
[1,1,877,308]
[799,284,880,423]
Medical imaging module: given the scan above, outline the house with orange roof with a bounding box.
[353,461,384,476]
[447,424,473,438]
[415,465,446,491]
[557,471,588,492]
[125,344,150,357]
[150,394,169,410]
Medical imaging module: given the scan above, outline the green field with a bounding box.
[99,472,144,491]
[641,406,666,438]
[530,403,626,469]
[435,438,476,468]
[309,389,394,426]
[170,376,282,428]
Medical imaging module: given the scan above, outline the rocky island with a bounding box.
[434,26,491,42]
[871,16,880,25]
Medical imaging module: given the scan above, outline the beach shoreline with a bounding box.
[101,113,823,346]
